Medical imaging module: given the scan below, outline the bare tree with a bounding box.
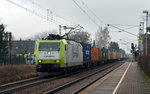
[69,31,91,44]
[95,26,110,49]
[31,30,57,41]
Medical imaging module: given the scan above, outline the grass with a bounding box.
[139,64,150,87]
[0,64,38,84]
[141,70,150,87]
[142,71,150,83]
[138,55,150,85]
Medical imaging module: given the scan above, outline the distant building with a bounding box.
[11,40,35,55]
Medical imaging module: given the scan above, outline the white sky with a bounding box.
[0,0,150,53]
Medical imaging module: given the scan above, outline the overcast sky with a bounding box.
[0,0,150,53]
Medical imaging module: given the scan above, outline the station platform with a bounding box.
[79,62,150,94]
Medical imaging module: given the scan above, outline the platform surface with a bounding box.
[115,62,150,94]
[82,62,150,94]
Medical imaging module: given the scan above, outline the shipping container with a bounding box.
[110,51,113,60]
[120,53,123,59]
[91,47,101,62]
[115,52,118,60]
[108,50,111,60]
[101,48,105,61]
[113,51,116,59]
[117,53,121,60]
[101,48,108,63]
[81,43,91,63]
[105,49,108,60]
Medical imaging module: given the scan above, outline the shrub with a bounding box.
[0,64,38,84]
[138,55,150,77]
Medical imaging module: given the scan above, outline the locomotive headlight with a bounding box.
[39,60,42,63]
[48,52,51,55]
[56,60,59,63]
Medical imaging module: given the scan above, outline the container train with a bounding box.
[35,39,125,75]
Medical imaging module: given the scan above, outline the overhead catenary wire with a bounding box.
[108,28,122,41]
[6,0,63,25]
[53,13,77,25]
[30,0,77,25]
[124,25,139,30]
[108,24,139,38]
[72,0,100,27]
[79,0,106,25]
[109,24,139,27]
[108,27,137,46]
[108,23,141,41]
[6,0,77,26]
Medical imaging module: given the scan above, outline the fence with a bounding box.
[138,55,150,76]
[0,54,35,65]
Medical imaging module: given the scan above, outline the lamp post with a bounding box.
[139,22,144,55]
[143,10,148,56]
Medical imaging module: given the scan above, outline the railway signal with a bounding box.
[146,26,150,32]
[131,43,135,51]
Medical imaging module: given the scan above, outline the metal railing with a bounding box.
[0,54,35,65]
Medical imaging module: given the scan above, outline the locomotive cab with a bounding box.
[36,40,66,75]
[35,39,83,75]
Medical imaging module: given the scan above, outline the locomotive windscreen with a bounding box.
[39,43,60,51]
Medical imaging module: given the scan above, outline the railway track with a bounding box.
[0,76,42,91]
[0,72,81,94]
[0,65,95,94]
[43,61,124,94]
[0,61,125,94]
[0,76,61,94]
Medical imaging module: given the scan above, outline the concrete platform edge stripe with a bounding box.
[78,62,126,94]
[112,62,131,94]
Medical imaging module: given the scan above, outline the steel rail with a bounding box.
[0,71,82,94]
[0,65,95,94]
[73,63,123,94]
[0,76,42,91]
[43,62,124,94]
